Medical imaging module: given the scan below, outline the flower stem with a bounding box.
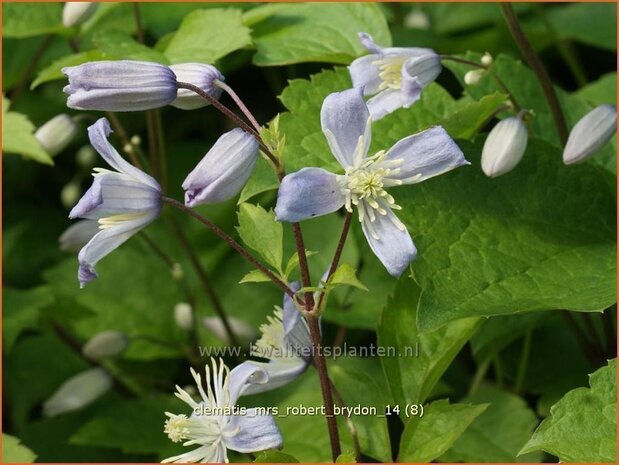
[214,79,262,132]
[292,223,315,310]
[500,3,569,145]
[162,196,294,298]
[166,214,241,349]
[132,3,145,43]
[10,34,53,103]
[176,82,279,168]
[330,378,361,461]
[514,328,532,395]
[307,315,341,461]
[316,212,353,312]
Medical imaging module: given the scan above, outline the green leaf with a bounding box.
[284,250,317,279]
[237,203,283,272]
[575,72,617,106]
[441,92,509,140]
[31,50,109,89]
[3,286,54,352]
[398,399,488,462]
[378,280,481,406]
[254,450,299,463]
[549,3,617,51]
[2,100,53,165]
[520,359,617,462]
[2,434,37,463]
[330,362,392,462]
[70,396,184,455]
[336,452,357,463]
[251,3,390,66]
[238,156,280,204]
[164,8,251,64]
[239,269,271,284]
[329,263,368,291]
[440,386,544,462]
[92,31,169,63]
[2,3,64,38]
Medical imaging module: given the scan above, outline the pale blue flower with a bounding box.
[349,32,441,120]
[182,128,259,206]
[239,283,313,395]
[163,359,282,463]
[69,118,161,287]
[170,63,224,110]
[275,88,468,277]
[563,104,617,165]
[63,61,178,111]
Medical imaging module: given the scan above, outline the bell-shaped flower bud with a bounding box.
[169,63,224,110]
[35,114,79,157]
[62,2,98,28]
[63,61,178,112]
[464,69,484,86]
[481,116,528,177]
[563,104,617,165]
[182,128,259,206]
[43,368,112,417]
[203,316,258,345]
[481,52,493,66]
[174,302,194,330]
[60,180,82,210]
[82,331,129,360]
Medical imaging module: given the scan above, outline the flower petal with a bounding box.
[274,168,345,222]
[88,118,160,190]
[384,126,468,183]
[282,283,312,358]
[358,32,383,54]
[321,87,371,168]
[239,359,309,395]
[401,53,441,93]
[366,88,417,121]
[224,408,283,453]
[349,55,383,95]
[228,362,269,404]
[59,220,100,253]
[361,208,416,277]
[182,128,259,206]
[77,211,157,287]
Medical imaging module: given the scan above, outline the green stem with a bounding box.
[501,3,569,145]
[514,329,532,395]
[469,359,490,395]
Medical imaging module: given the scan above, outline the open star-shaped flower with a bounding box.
[275,87,468,277]
[163,359,282,463]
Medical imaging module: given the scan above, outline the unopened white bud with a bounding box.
[170,63,224,110]
[76,145,97,169]
[563,105,617,165]
[174,302,194,330]
[61,181,82,210]
[43,368,111,417]
[123,143,133,154]
[404,9,430,30]
[63,2,98,28]
[481,116,528,177]
[203,316,258,345]
[130,135,141,146]
[35,114,78,157]
[171,263,184,280]
[481,53,493,66]
[82,331,129,360]
[464,69,484,86]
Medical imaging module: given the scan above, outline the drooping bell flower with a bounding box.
[563,104,617,165]
[69,118,162,287]
[162,359,282,463]
[170,63,224,110]
[63,61,178,111]
[349,32,441,120]
[481,116,528,177]
[275,87,468,277]
[182,128,259,206]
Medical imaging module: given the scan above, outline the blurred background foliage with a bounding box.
[2,2,617,463]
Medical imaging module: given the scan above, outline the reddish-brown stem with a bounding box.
[214,79,261,132]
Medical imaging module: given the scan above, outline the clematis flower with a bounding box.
[563,104,617,165]
[43,368,112,417]
[349,32,441,120]
[35,114,79,157]
[63,61,178,111]
[240,283,313,395]
[182,128,259,206]
[59,219,100,253]
[481,116,528,177]
[69,118,162,287]
[170,63,224,110]
[82,331,129,361]
[162,359,282,463]
[275,87,468,277]
[62,2,98,28]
